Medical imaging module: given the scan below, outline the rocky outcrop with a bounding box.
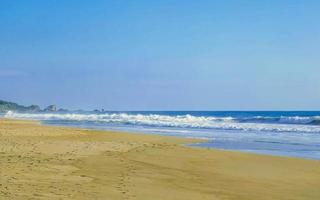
[44,105,57,112]
[58,108,68,112]
[27,105,41,112]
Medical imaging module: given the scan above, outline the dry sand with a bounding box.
[1,119,320,200]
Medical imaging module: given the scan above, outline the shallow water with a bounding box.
[4,111,320,159]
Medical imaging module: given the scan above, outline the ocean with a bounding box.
[3,111,320,160]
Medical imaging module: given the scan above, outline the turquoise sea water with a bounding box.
[4,111,320,160]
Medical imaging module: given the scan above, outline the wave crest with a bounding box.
[4,111,320,133]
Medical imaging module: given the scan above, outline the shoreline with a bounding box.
[1,118,320,199]
[40,119,320,161]
[4,110,320,160]
[6,117,319,162]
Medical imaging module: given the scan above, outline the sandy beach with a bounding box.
[1,119,320,200]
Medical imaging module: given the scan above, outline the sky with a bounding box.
[0,0,319,110]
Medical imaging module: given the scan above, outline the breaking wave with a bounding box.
[4,111,320,133]
[239,116,320,125]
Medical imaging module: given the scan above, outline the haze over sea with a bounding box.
[4,110,320,160]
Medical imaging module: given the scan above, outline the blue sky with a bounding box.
[1,0,319,110]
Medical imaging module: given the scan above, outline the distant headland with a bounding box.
[0,99,106,113]
[0,99,64,113]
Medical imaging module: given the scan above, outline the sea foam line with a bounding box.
[4,111,320,133]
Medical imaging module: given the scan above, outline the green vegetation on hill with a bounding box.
[0,100,40,112]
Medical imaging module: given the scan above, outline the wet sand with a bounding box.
[1,119,320,200]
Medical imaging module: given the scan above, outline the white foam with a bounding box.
[279,116,315,124]
[4,111,320,133]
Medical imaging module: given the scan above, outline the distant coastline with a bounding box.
[0,99,108,113]
[0,99,66,113]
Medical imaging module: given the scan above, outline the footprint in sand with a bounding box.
[113,152,138,200]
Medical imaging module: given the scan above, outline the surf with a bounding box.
[4,111,320,134]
